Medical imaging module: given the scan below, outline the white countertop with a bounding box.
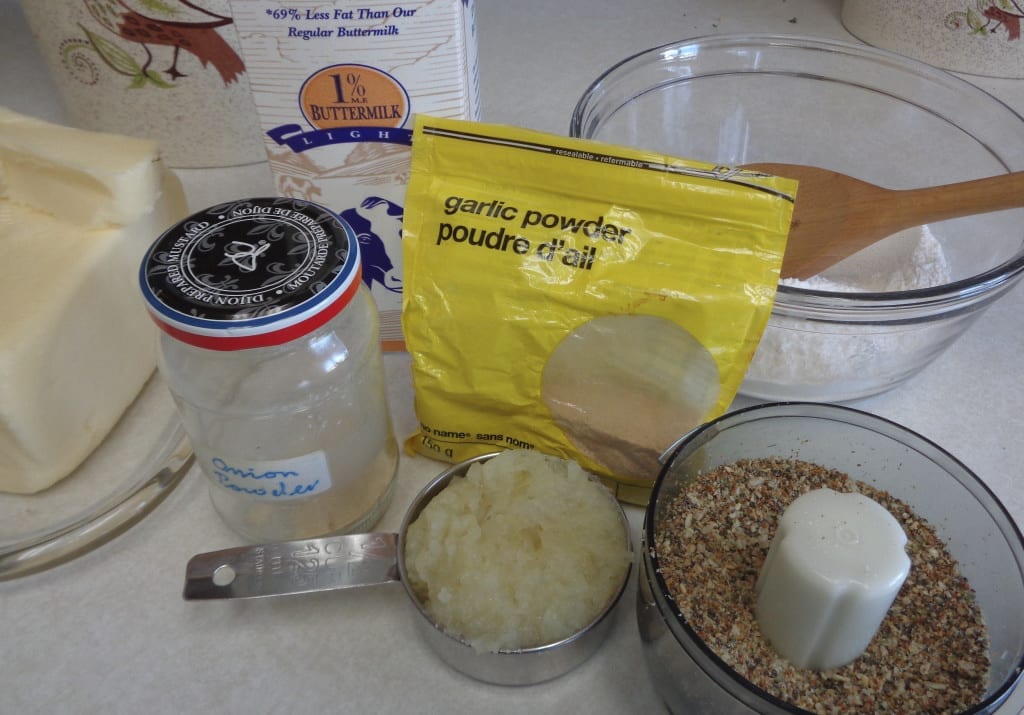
[2,0,1023,713]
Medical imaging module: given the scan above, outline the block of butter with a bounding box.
[0,106,165,228]
[0,107,187,494]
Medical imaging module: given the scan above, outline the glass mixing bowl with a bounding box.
[639,402,1024,714]
[570,34,1024,402]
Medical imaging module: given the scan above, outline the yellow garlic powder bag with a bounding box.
[402,116,796,502]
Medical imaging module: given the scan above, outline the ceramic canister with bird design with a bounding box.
[228,0,481,352]
[18,0,266,167]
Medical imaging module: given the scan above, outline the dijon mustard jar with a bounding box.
[139,197,399,542]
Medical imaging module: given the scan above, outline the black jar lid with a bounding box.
[139,197,361,350]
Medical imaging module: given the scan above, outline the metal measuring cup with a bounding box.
[183,452,634,686]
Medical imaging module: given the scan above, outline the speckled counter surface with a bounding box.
[2,1,1022,713]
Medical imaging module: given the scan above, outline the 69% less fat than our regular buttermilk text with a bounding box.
[265,6,414,39]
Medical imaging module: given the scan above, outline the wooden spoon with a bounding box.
[743,162,1024,279]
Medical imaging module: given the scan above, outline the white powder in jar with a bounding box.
[744,225,952,391]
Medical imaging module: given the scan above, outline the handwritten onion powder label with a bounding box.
[208,451,332,501]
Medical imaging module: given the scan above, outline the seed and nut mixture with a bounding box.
[654,457,989,715]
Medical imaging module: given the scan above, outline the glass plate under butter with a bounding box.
[0,372,192,579]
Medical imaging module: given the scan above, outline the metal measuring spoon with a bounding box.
[183,453,633,686]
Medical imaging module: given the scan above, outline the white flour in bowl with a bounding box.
[781,225,951,293]
[743,225,952,393]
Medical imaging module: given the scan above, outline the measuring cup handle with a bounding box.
[183,532,400,600]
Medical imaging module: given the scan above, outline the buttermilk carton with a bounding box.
[229,0,480,350]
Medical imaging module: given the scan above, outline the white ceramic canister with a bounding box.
[841,0,1024,78]
[18,0,265,167]
[139,197,398,542]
